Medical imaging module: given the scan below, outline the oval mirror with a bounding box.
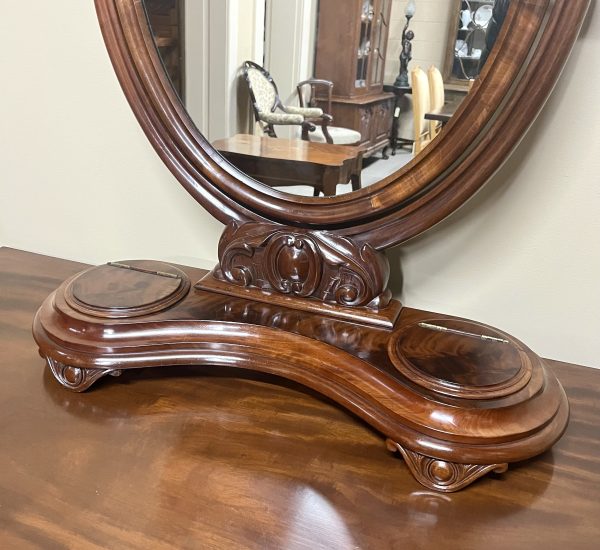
[142,0,508,199]
[95,0,589,249]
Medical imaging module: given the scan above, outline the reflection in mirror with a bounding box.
[143,0,508,198]
[445,0,510,84]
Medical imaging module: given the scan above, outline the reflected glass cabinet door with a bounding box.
[370,0,391,89]
[356,0,375,88]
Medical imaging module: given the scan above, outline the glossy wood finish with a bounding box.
[32,251,570,490]
[314,0,392,98]
[313,0,396,158]
[95,0,589,248]
[3,248,600,548]
[66,260,190,318]
[197,220,399,328]
[213,134,362,166]
[389,319,530,398]
[320,93,395,158]
[211,134,362,197]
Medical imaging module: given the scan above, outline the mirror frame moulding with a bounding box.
[95,0,590,250]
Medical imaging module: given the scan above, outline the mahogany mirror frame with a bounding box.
[95,0,589,250]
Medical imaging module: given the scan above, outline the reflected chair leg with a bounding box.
[351,172,361,192]
[391,127,398,156]
[265,124,277,138]
[301,122,310,141]
[381,145,390,160]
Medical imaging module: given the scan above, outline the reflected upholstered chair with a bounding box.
[296,79,362,145]
[242,61,360,146]
[242,61,327,141]
[428,65,445,139]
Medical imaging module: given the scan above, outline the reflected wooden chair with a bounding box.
[296,79,362,146]
[428,65,445,139]
[394,67,432,155]
[411,66,432,154]
[242,61,349,144]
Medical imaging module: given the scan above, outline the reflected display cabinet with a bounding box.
[314,0,394,156]
[443,0,505,89]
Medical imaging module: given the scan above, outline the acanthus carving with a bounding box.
[46,357,122,392]
[386,439,508,492]
[213,221,392,310]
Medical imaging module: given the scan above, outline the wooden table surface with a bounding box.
[425,96,465,124]
[212,134,362,197]
[1,247,599,549]
[212,134,361,166]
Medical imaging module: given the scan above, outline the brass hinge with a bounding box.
[107,262,181,279]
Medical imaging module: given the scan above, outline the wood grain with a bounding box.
[2,248,600,549]
[196,220,398,328]
[65,260,190,317]
[211,134,362,196]
[212,134,362,165]
[31,252,569,472]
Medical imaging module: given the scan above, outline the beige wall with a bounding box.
[199,0,264,141]
[386,0,454,83]
[0,1,599,368]
[264,0,317,139]
[0,1,223,270]
[184,1,208,135]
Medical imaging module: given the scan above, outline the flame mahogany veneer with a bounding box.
[34,260,569,492]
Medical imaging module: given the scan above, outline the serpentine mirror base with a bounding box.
[33,260,568,493]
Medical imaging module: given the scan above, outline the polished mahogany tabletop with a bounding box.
[211,134,362,196]
[212,134,361,166]
[1,247,599,549]
[425,96,464,124]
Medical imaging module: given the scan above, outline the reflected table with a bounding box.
[425,95,465,125]
[212,134,362,197]
[1,247,600,549]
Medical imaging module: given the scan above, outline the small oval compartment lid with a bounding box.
[65,260,190,318]
[389,319,533,399]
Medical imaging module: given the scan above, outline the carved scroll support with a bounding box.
[46,357,122,392]
[196,221,402,328]
[386,439,509,492]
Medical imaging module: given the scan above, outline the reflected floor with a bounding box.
[275,149,414,197]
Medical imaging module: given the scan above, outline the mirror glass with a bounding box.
[143,0,508,198]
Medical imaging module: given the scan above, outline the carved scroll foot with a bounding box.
[46,357,122,392]
[385,439,508,493]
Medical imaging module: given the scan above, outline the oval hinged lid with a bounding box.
[64,260,190,318]
[388,319,533,400]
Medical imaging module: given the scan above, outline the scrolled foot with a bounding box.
[46,357,121,392]
[386,439,508,493]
